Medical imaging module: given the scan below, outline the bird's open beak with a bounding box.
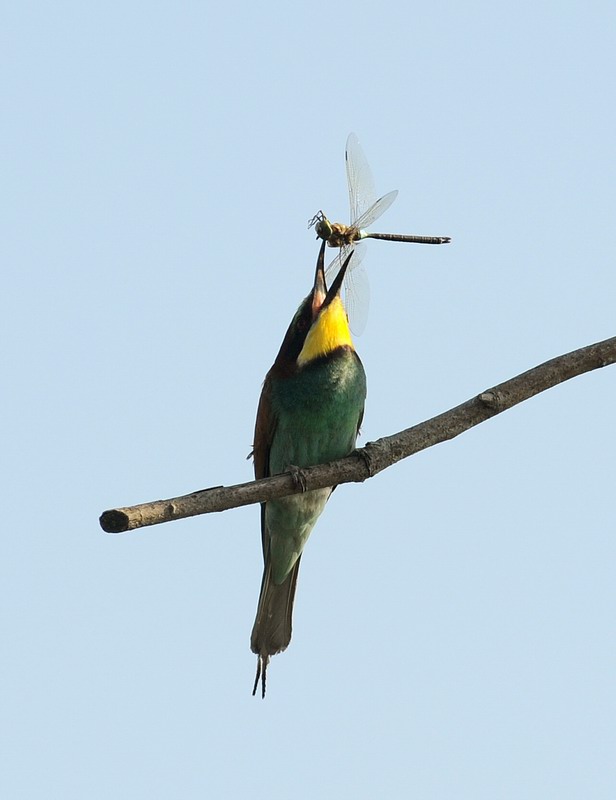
[311,241,354,318]
[322,248,353,308]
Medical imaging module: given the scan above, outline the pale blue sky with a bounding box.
[2,2,615,798]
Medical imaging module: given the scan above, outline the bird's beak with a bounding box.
[322,248,354,308]
[311,241,354,318]
[311,241,328,318]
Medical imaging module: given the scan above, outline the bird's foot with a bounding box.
[356,443,378,478]
[287,464,308,493]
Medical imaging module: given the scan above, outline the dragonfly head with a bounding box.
[315,217,333,242]
[308,211,334,242]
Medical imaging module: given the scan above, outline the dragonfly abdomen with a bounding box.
[366,232,451,245]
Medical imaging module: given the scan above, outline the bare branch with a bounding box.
[100,335,616,534]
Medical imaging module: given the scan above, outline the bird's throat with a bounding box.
[297,296,354,367]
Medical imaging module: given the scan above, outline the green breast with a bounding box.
[265,347,366,583]
[269,347,366,471]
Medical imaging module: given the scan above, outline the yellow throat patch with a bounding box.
[297,296,354,366]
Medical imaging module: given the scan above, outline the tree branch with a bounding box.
[99,335,616,534]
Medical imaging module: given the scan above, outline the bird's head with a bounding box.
[273,241,355,371]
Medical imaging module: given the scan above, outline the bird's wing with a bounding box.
[253,375,276,480]
[252,375,279,559]
[356,405,365,437]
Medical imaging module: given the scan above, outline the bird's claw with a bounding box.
[287,464,308,493]
[356,444,377,478]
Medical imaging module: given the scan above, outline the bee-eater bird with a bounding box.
[250,240,367,697]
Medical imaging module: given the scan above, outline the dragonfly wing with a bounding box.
[352,189,399,232]
[325,240,363,284]
[325,241,370,336]
[345,133,378,224]
[343,258,370,336]
[324,133,399,335]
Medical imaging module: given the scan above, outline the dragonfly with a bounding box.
[308,132,450,334]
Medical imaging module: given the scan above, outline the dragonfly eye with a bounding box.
[315,218,333,241]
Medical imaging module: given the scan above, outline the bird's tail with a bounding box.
[250,556,301,698]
